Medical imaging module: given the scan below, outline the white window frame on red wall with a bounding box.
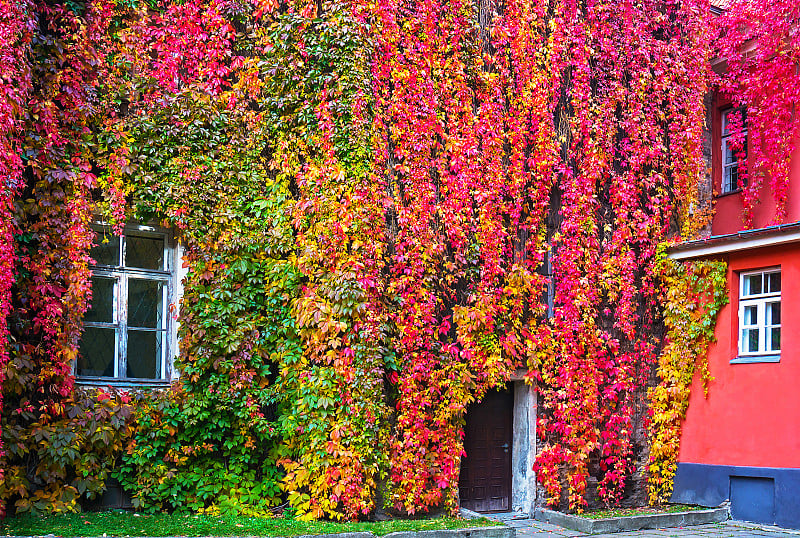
[735,267,781,364]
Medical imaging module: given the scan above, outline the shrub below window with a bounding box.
[0,388,134,514]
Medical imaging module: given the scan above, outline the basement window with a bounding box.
[78,224,177,383]
[734,268,781,363]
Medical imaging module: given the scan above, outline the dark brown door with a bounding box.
[459,388,513,512]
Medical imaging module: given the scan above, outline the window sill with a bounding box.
[730,354,780,364]
[715,188,743,198]
[76,377,172,389]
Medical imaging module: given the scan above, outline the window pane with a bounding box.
[125,235,164,270]
[724,140,736,165]
[91,234,120,266]
[743,305,758,326]
[126,330,161,379]
[742,274,762,296]
[85,277,114,323]
[78,327,116,377]
[770,327,781,352]
[723,108,747,135]
[766,272,781,293]
[767,301,781,325]
[724,165,738,191]
[744,328,760,353]
[128,279,164,329]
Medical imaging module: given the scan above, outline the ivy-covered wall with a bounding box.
[0,0,793,522]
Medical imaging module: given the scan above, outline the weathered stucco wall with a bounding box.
[511,381,537,514]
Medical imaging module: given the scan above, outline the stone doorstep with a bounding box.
[534,506,730,534]
[9,526,517,538]
[458,508,484,520]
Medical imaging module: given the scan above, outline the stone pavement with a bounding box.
[488,511,800,538]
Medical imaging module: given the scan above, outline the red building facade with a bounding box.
[667,96,800,527]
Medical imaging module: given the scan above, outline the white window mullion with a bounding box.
[160,283,167,380]
[119,274,128,379]
[758,300,766,354]
[739,301,746,355]
[118,234,126,378]
[112,276,120,378]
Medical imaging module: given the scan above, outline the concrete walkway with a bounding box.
[488,511,800,538]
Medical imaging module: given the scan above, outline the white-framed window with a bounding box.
[721,107,748,193]
[736,268,781,362]
[78,223,178,383]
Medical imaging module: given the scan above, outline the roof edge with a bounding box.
[667,222,800,260]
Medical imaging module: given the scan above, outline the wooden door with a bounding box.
[459,388,513,512]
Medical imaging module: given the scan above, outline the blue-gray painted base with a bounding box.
[671,462,800,529]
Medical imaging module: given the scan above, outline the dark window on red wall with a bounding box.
[720,107,748,194]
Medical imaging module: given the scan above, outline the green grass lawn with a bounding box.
[0,511,501,537]
[576,504,703,520]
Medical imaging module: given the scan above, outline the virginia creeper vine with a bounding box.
[2,0,791,520]
[0,0,35,504]
[715,0,800,225]
[647,253,727,504]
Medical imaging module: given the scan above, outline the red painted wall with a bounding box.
[710,93,800,235]
[678,245,800,468]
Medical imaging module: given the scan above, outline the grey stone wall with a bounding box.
[697,91,715,237]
